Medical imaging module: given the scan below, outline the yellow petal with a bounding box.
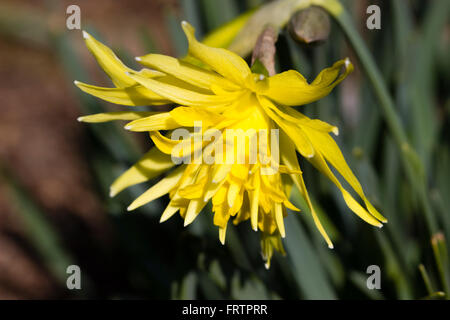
[150,131,204,159]
[213,199,231,228]
[212,184,228,206]
[211,164,232,184]
[78,111,156,123]
[281,173,293,198]
[125,112,180,132]
[178,182,205,199]
[169,163,202,204]
[260,175,286,203]
[283,198,300,212]
[149,131,181,155]
[280,130,334,248]
[250,174,261,231]
[274,202,285,238]
[126,71,238,108]
[127,166,184,211]
[303,126,387,223]
[202,9,255,49]
[110,147,174,197]
[232,194,251,225]
[278,165,302,175]
[181,21,252,86]
[184,199,206,226]
[74,81,170,106]
[159,204,180,223]
[278,105,339,136]
[227,182,241,208]
[260,58,353,106]
[259,96,314,158]
[260,231,286,270]
[308,151,383,227]
[229,164,249,181]
[82,31,155,87]
[136,54,238,91]
[170,106,225,128]
[229,188,244,217]
[258,211,277,234]
[178,165,209,199]
[219,223,228,245]
[203,173,226,202]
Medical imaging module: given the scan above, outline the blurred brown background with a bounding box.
[0,0,176,299]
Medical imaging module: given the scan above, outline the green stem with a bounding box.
[418,264,434,295]
[320,2,438,234]
[432,233,450,298]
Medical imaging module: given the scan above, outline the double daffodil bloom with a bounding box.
[76,21,386,268]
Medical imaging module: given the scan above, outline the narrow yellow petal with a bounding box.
[78,111,155,123]
[278,165,302,175]
[303,126,387,223]
[280,130,334,248]
[260,58,353,106]
[150,131,204,159]
[184,199,205,226]
[341,189,383,227]
[170,164,202,204]
[136,54,238,91]
[213,202,230,228]
[283,198,300,212]
[181,21,252,86]
[307,151,382,227]
[259,96,314,158]
[203,177,225,203]
[178,181,206,199]
[229,188,244,217]
[74,81,170,106]
[170,106,225,128]
[219,223,228,245]
[126,71,238,108]
[278,105,339,136]
[274,202,285,238]
[211,164,232,184]
[127,166,184,211]
[260,176,286,203]
[364,201,387,223]
[281,173,293,198]
[212,184,228,206]
[82,31,140,87]
[227,182,240,208]
[230,164,249,181]
[232,194,251,225]
[250,173,260,231]
[110,147,174,197]
[159,204,180,223]
[149,131,182,155]
[125,113,180,132]
[178,165,209,199]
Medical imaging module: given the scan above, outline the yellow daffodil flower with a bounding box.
[76,21,386,268]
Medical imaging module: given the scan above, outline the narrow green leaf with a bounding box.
[0,164,74,285]
[284,214,336,299]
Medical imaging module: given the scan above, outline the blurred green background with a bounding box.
[0,0,448,299]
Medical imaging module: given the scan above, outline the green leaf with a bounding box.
[283,214,336,299]
[0,164,74,286]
